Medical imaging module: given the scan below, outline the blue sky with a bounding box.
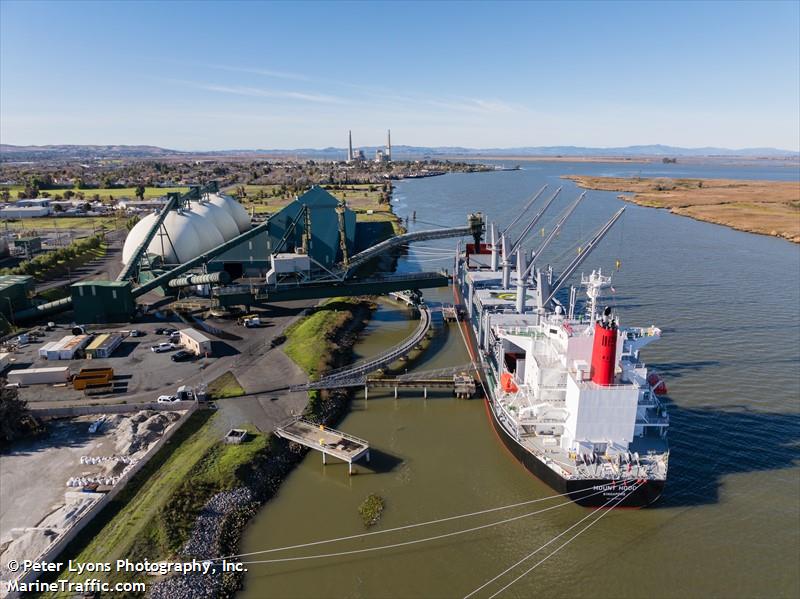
[1,0,798,151]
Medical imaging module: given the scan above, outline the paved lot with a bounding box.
[8,300,316,435]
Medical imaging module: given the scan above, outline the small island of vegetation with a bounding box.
[358,493,385,527]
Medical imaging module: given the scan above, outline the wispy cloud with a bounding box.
[163,78,344,104]
[205,64,309,82]
[426,97,519,114]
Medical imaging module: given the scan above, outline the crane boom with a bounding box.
[522,191,586,280]
[499,185,547,237]
[543,207,625,306]
[509,187,562,256]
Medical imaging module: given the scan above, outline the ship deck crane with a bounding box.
[499,185,547,238]
[521,191,587,282]
[509,186,563,256]
[542,207,626,307]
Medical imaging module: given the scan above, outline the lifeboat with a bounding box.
[500,372,519,393]
[647,373,668,396]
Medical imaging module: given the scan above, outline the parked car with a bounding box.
[157,395,178,403]
[154,327,167,335]
[129,329,144,337]
[162,328,178,336]
[171,350,194,362]
[169,331,181,342]
[151,342,173,353]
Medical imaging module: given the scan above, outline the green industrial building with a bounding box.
[14,236,42,259]
[71,280,136,323]
[207,186,356,277]
[0,274,34,318]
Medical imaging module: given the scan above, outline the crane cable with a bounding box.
[210,487,615,565]
[467,481,642,599]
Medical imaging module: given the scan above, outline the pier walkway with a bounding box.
[274,417,370,474]
[293,303,432,391]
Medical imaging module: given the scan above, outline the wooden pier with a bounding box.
[274,417,370,475]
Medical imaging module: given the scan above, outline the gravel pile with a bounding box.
[112,411,181,456]
[149,571,222,599]
[149,488,253,599]
[182,487,253,558]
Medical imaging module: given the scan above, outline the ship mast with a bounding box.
[581,269,612,321]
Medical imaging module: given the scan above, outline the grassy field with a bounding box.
[207,370,246,399]
[283,297,370,379]
[46,410,268,592]
[0,185,187,200]
[564,175,800,243]
[1,215,122,232]
[228,183,391,216]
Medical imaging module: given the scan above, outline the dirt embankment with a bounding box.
[564,175,800,243]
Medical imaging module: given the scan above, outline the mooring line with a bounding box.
[474,482,641,599]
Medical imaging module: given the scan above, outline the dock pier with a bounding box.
[275,417,370,475]
[364,373,477,399]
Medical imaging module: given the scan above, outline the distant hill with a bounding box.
[1,143,797,162]
[0,144,186,161]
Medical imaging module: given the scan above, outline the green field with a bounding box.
[207,370,246,398]
[283,297,370,379]
[0,185,187,201]
[228,183,391,216]
[1,215,121,232]
[46,410,268,593]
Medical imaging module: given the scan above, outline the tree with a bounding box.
[0,385,38,447]
[53,203,64,213]
[63,189,75,200]
[0,189,10,201]
[135,184,145,201]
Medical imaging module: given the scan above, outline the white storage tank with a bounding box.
[189,198,240,240]
[121,194,251,266]
[208,193,251,233]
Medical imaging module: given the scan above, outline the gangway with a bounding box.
[274,417,370,475]
[341,212,484,276]
[294,304,432,390]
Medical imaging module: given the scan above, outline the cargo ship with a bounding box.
[453,191,669,507]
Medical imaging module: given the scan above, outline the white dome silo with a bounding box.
[122,210,212,265]
[208,193,251,233]
[184,207,225,253]
[190,198,240,241]
[121,213,158,265]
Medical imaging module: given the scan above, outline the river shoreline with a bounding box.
[150,189,408,598]
[564,174,800,243]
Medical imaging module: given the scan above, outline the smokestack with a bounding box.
[387,129,392,161]
[348,130,353,162]
[590,307,618,385]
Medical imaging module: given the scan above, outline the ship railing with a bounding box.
[495,326,546,339]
